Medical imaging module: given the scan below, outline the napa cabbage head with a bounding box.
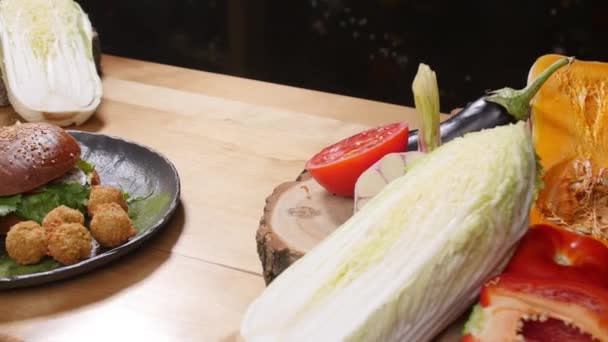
[0,0,102,126]
[241,122,538,342]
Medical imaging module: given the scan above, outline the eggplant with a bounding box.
[407,57,573,151]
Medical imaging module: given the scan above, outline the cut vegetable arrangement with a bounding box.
[0,0,102,126]
[242,121,538,341]
[249,56,573,341]
[306,57,570,200]
[354,58,571,212]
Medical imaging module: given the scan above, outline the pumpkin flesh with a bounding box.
[530,54,608,241]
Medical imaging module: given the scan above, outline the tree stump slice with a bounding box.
[257,173,352,284]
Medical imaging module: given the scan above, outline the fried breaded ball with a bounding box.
[47,223,93,265]
[42,205,85,232]
[87,185,128,216]
[90,203,136,248]
[5,221,47,265]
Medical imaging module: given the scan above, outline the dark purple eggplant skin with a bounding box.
[407,98,517,151]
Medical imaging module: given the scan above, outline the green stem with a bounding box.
[485,56,574,121]
[412,63,441,153]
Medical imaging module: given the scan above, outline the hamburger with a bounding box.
[0,123,98,233]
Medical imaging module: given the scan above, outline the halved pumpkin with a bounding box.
[529,54,608,241]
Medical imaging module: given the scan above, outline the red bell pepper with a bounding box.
[462,225,608,342]
[505,224,608,288]
[462,274,608,341]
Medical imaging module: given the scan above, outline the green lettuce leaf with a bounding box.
[76,158,95,175]
[3,183,91,223]
[0,255,60,277]
[0,195,20,216]
[128,193,170,232]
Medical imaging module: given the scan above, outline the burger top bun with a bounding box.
[0,123,80,196]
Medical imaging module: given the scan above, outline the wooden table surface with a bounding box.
[0,55,445,342]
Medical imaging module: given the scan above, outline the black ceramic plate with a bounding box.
[0,131,181,290]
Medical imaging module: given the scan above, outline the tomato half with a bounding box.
[305,122,409,197]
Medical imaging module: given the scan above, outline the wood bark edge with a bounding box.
[256,178,306,285]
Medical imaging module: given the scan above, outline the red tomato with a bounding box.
[305,123,409,197]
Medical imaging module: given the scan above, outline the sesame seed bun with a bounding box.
[0,123,80,196]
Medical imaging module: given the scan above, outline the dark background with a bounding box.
[76,0,607,112]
